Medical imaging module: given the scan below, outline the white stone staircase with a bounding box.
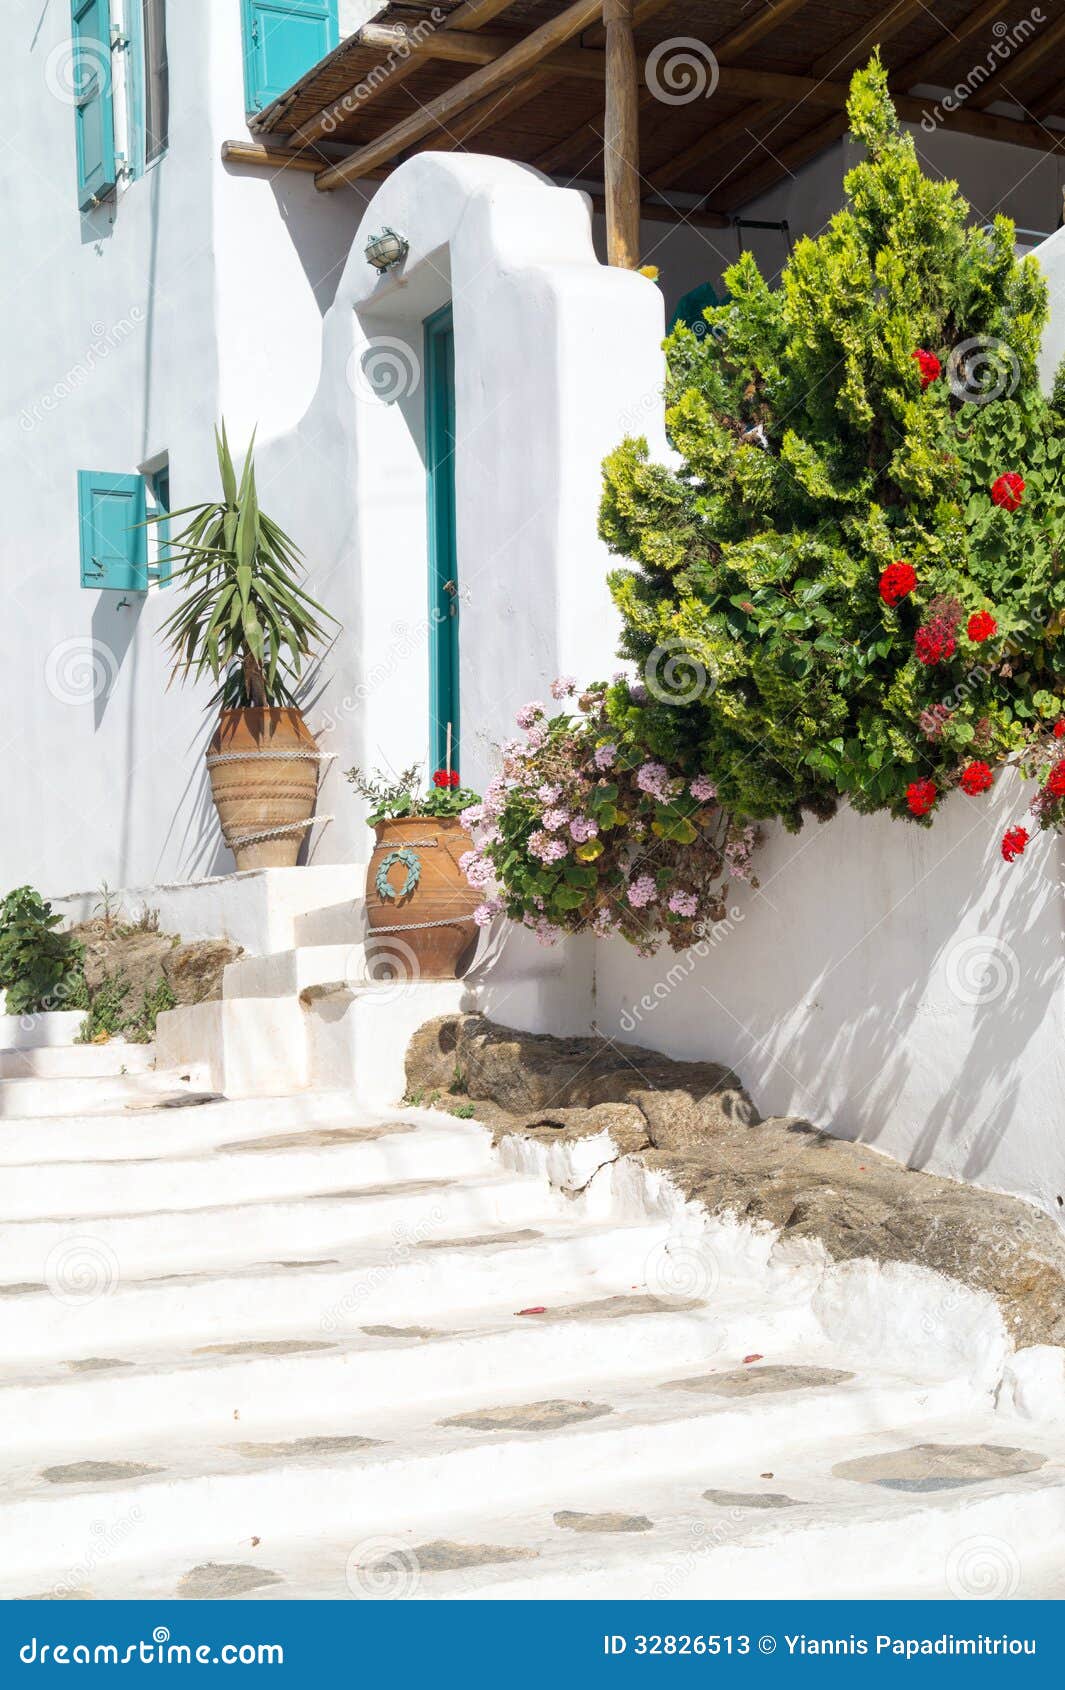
[2,1026,1065,1602]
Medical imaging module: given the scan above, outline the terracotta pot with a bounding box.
[208,708,320,870]
[365,816,480,981]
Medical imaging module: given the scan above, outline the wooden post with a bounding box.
[602,0,641,268]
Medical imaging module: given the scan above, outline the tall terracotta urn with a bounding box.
[208,708,320,870]
[365,816,480,980]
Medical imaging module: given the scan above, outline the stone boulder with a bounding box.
[406,1012,1065,1351]
[163,941,242,1005]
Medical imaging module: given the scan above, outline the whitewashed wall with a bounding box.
[0,0,369,896]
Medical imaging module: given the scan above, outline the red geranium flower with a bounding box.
[1001,825,1030,862]
[914,625,955,666]
[907,779,938,818]
[879,561,917,607]
[960,760,993,796]
[432,769,460,788]
[967,611,997,643]
[1048,760,1065,799]
[991,472,1024,512]
[1053,720,1065,739]
[912,349,941,390]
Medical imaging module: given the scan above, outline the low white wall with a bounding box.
[593,770,1065,1228]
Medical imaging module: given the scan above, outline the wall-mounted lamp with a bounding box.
[364,227,409,272]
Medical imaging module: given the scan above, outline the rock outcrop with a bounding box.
[407,1013,1065,1351]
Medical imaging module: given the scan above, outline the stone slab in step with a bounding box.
[409,1014,1065,1349]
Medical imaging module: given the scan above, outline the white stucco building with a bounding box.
[4,0,1065,1223]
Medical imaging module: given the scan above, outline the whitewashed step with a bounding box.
[0,1293,816,1458]
[222,945,366,1002]
[1,1120,498,1222]
[0,1221,681,1363]
[0,1169,561,1281]
[0,1067,210,1120]
[0,1366,982,1589]
[293,897,367,949]
[0,1090,404,1167]
[0,1042,156,1080]
[0,1011,86,1050]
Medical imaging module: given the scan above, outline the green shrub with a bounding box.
[600,55,1065,838]
[0,886,86,1017]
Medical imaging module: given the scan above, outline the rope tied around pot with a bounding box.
[222,816,334,850]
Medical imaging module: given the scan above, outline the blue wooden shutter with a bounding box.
[71,0,117,210]
[78,472,148,591]
[241,0,339,114]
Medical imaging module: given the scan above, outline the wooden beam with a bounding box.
[898,1,1008,89]
[971,12,1065,110]
[898,95,1065,156]
[290,0,521,145]
[221,139,384,178]
[358,21,605,80]
[658,0,928,204]
[537,0,814,181]
[603,0,641,267]
[223,140,326,174]
[415,67,557,152]
[314,0,606,190]
[717,112,847,211]
[533,0,679,175]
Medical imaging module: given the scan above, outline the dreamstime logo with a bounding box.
[357,935,422,1005]
[946,1534,1021,1599]
[347,337,422,405]
[919,8,1045,132]
[45,639,119,706]
[644,639,716,705]
[645,37,719,105]
[346,1537,421,1599]
[943,935,1019,1007]
[45,35,112,105]
[45,1237,120,1306]
[947,336,1020,406]
[645,1237,720,1301]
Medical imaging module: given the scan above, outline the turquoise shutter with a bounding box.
[78,472,148,591]
[71,0,117,211]
[241,0,339,113]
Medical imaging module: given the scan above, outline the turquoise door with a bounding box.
[424,305,460,773]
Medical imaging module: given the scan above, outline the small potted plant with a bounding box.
[157,426,337,869]
[345,764,482,978]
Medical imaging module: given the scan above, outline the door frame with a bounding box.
[424,303,459,774]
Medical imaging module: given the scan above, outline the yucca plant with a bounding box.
[158,425,335,708]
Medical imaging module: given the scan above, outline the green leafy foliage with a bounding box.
[75,972,177,1045]
[158,424,336,709]
[0,887,87,1017]
[599,56,1065,832]
[345,765,480,825]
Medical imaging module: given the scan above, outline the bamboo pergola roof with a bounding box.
[240,0,1065,222]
